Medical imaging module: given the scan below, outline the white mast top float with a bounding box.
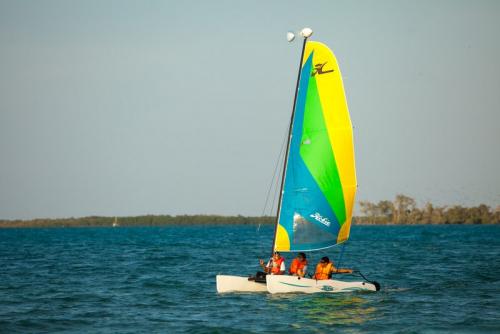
[300,27,313,38]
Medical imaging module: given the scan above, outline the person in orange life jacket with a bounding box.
[259,251,285,275]
[314,256,352,280]
[289,252,308,277]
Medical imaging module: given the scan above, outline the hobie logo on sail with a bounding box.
[310,212,331,227]
[312,62,334,76]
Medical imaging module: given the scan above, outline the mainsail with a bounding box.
[273,41,357,252]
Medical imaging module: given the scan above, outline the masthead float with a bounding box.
[216,28,380,294]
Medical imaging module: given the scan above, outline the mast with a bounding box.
[270,28,312,257]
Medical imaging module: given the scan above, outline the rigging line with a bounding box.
[337,242,347,269]
[265,147,284,231]
[260,123,290,217]
[270,129,288,216]
[270,153,284,216]
[258,124,289,232]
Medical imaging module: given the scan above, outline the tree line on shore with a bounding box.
[0,195,498,228]
[0,215,275,228]
[357,194,499,225]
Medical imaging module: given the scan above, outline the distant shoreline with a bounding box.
[2,195,498,228]
[0,215,274,229]
[1,214,498,229]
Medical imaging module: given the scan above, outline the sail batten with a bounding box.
[274,41,356,252]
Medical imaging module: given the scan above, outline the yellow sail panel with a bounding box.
[274,224,291,251]
[302,41,357,243]
[337,185,356,242]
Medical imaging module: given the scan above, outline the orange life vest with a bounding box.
[270,257,285,274]
[289,258,308,275]
[314,262,333,280]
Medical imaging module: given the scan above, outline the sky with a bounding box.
[0,0,499,220]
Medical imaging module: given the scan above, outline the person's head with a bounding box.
[320,256,330,265]
[273,251,281,260]
[297,252,306,261]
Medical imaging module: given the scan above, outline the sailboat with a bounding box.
[216,28,379,294]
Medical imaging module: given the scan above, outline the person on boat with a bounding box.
[259,251,285,275]
[289,252,308,277]
[314,256,352,280]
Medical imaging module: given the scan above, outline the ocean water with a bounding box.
[0,225,499,333]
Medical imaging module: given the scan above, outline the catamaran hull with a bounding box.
[266,275,377,294]
[216,275,268,293]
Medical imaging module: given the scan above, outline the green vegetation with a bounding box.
[0,195,498,228]
[0,215,275,228]
[357,194,499,225]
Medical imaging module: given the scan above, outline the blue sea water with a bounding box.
[0,225,499,333]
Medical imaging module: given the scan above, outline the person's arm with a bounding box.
[259,259,271,273]
[297,265,307,277]
[331,265,353,274]
[277,260,285,275]
[260,260,272,274]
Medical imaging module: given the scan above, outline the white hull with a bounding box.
[216,275,268,293]
[266,275,377,294]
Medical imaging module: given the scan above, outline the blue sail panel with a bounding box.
[274,52,342,252]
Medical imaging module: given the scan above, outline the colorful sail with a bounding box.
[274,41,357,252]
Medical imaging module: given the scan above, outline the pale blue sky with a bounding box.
[1,0,499,219]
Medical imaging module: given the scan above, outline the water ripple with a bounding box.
[0,225,499,333]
